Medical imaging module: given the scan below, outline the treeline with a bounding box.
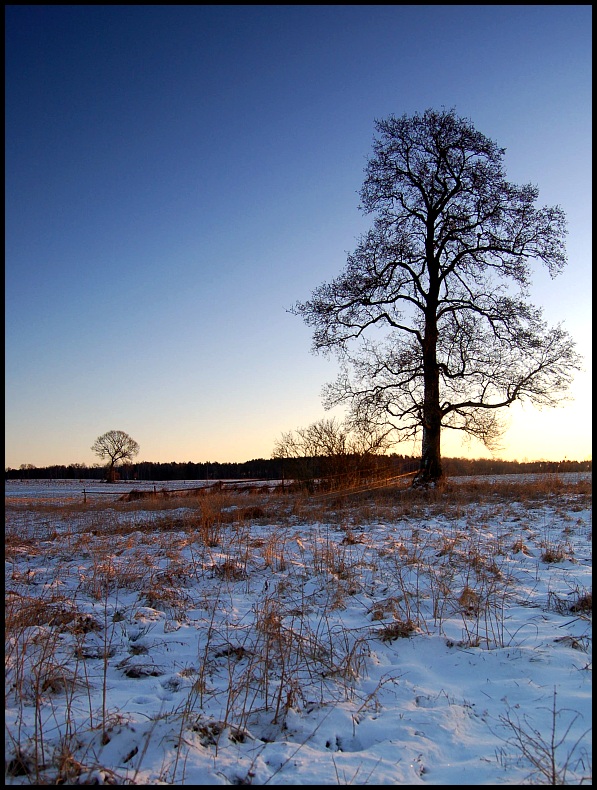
[5,455,591,481]
[6,456,418,481]
[442,457,591,476]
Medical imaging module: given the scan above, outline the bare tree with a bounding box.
[91,430,139,483]
[273,416,391,489]
[293,108,581,485]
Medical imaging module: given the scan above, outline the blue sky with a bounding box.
[5,5,592,468]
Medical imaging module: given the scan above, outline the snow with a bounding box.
[5,475,592,785]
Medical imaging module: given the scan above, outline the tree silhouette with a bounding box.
[91,430,139,482]
[294,108,581,485]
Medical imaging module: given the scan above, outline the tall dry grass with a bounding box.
[5,473,591,783]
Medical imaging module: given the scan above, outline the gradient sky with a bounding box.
[5,5,592,469]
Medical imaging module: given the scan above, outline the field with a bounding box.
[5,474,592,785]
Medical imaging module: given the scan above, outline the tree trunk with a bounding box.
[414,418,443,486]
[414,281,444,487]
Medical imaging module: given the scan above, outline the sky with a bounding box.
[5,5,592,469]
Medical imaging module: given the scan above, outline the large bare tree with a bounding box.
[294,108,581,485]
[91,430,139,482]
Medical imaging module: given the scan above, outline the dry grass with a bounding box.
[4,473,591,783]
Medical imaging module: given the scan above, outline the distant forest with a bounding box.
[5,455,591,482]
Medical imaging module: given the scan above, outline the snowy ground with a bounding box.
[5,475,592,784]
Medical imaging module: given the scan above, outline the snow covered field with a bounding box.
[5,475,592,784]
[5,478,268,501]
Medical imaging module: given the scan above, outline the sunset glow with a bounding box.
[5,6,591,469]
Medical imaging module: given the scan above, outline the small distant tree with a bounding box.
[91,430,139,482]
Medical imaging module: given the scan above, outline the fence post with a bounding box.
[83,489,87,504]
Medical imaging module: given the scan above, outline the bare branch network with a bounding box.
[293,108,581,484]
